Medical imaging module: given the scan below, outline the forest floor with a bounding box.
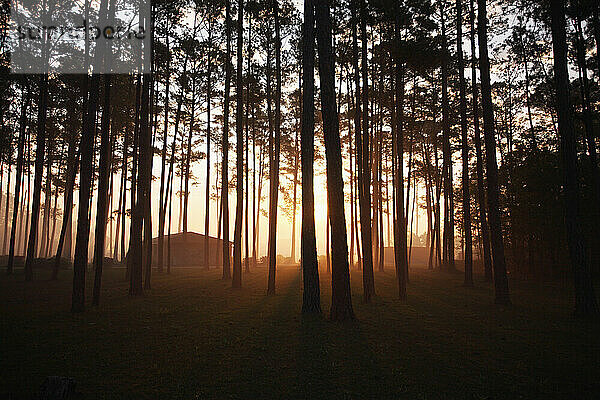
[1,263,599,399]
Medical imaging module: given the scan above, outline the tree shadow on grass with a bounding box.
[296,313,339,399]
[296,311,394,399]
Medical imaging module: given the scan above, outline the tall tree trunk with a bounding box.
[72,0,113,311]
[434,139,443,269]
[7,83,30,274]
[143,12,158,291]
[157,16,170,274]
[3,163,12,256]
[222,0,232,280]
[53,141,78,279]
[128,70,152,296]
[0,164,4,252]
[326,196,331,274]
[24,134,32,258]
[24,71,49,281]
[232,0,244,289]
[301,0,320,314]
[550,0,598,317]
[127,75,141,281]
[72,80,98,310]
[205,27,213,271]
[469,0,492,282]
[113,150,124,260]
[394,13,408,300]
[457,0,473,286]
[244,14,250,276]
[183,78,196,234]
[440,1,455,271]
[119,128,129,263]
[353,0,375,302]
[290,72,300,263]
[315,0,354,321]
[478,0,510,305]
[39,153,53,258]
[267,0,282,295]
[252,91,258,269]
[92,75,112,306]
[574,16,600,247]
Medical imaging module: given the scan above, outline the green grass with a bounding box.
[1,264,599,399]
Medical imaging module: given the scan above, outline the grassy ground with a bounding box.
[1,264,599,399]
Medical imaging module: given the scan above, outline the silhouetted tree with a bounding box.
[315,0,354,321]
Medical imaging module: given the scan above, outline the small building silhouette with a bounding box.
[383,247,429,267]
[152,232,232,268]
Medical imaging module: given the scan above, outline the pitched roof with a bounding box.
[151,231,231,245]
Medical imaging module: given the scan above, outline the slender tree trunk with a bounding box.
[290,73,300,263]
[478,0,510,305]
[315,0,354,321]
[0,164,4,252]
[7,84,30,274]
[550,0,598,317]
[183,78,196,234]
[348,76,355,268]
[301,0,320,313]
[24,71,49,282]
[440,2,455,271]
[245,13,254,275]
[252,96,257,269]
[574,17,600,248]
[3,164,12,256]
[92,75,112,306]
[119,129,129,263]
[53,143,78,278]
[24,134,32,258]
[72,71,102,310]
[232,0,244,289]
[129,70,152,296]
[40,154,53,258]
[469,0,492,282]
[127,75,141,281]
[326,196,331,274]
[113,152,124,260]
[457,0,473,286]
[157,17,170,274]
[394,14,408,300]
[205,27,213,271]
[267,0,282,295]
[222,0,232,280]
[255,146,265,262]
[352,0,375,302]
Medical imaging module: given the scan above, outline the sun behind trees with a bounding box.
[1,0,599,323]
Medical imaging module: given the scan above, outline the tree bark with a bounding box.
[92,74,112,306]
[469,0,492,282]
[478,0,510,305]
[232,0,244,289]
[301,0,320,314]
[315,0,354,321]
[457,0,473,286]
[24,72,49,282]
[549,0,598,317]
[157,16,171,274]
[205,25,213,271]
[267,0,282,295]
[440,1,455,271]
[7,83,30,274]
[394,14,408,300]
[222,0,232,280]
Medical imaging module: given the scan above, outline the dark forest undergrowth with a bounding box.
[1,264,599,399]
